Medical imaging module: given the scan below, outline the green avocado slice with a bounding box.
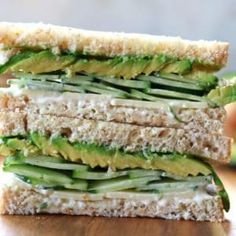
[8,51,76,74]
[0,133,212,177]
[68,56,170,79]
[161,59,192,74]
[0,50,195,79]
[0,51,36,74]
[207,83,236,106]
[206,73,236,106]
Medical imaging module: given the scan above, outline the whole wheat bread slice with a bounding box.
[0,92,226,134]
[0,173,224,222]
[0,22,229,67]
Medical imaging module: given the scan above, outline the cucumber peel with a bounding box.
[210,167,230,212]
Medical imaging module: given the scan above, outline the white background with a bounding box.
[0,0,235,73]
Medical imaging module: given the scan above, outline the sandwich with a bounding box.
[0,22,234,221]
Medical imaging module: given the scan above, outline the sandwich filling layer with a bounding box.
[0,149,229,213]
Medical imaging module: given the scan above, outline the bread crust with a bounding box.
[0,22,229,67]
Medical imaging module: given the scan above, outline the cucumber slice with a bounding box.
[24,155,89,171]
[138,75,203,91]
[159,72,217,91]
[161,172,212,182]
[88,176,157,193]
[61,74,93,82]
[3,164,72,184]
[137,180,208,192]
[130,89,162,101]
[4,155,24,166]
[64,179,88,191]
[20,176,60,188]
[183,176,212,183]
[97,76,150,89]
[62,79,92,86]
[14,73,60,81]
[128,169,162,178]
[32,80,84,93]
[91,82,129,93]
[60,75,93,86]
[9,78,85,93]
[158,73,196,84]
[18,175,88,191]
[146,88,203,101]
[84,85,127,98]
[14,73,94,86]
[73,169,128,180]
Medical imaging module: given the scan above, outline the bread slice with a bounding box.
[0,22,229,67]
[0,92,226,134]
[0,110,231,162]
[0,173,224,222]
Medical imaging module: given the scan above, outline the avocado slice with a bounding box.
[0,137,39,157]
[0,143,14,156]
[68,57,150,79]
[161,59,192,74]
[207,83,236,106]
[30,132,59,157]
[0,134,212,177]
[9,51,76,74]
[68,55,191,79]
[143,55,170,75]
[69,55,183,79]
[6,138,39,155]
[0,51,36,74]
[50,136,211,177]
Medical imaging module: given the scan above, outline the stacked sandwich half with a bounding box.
[0,22,234,221]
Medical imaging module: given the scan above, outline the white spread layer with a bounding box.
[1,85,208,109]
